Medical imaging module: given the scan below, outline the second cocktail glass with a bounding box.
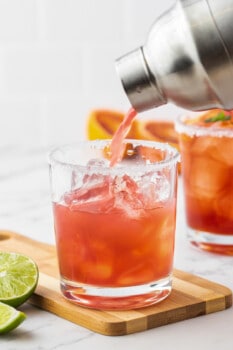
[176,111,233,255]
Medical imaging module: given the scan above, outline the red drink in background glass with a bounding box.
[176,110,233,255]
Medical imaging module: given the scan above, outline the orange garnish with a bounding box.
[187,109,233,128]
[86,109,181,172]
[135,120,179,149]
[86,109,139,140]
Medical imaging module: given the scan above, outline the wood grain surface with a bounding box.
[0,230,232,336]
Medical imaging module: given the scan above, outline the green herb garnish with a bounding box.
[204,111,231,123]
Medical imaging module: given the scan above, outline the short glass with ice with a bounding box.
[48,140,179,310]
[176,110,233,255]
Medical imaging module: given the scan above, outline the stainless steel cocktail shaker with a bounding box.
[116,0,233,112]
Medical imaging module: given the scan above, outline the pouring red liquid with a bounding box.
[110,107,137,166]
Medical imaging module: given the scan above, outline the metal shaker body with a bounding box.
[116,0,233,112]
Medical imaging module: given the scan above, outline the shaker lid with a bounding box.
[115,47,166,112]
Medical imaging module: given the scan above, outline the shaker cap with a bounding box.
[116,47,166,112]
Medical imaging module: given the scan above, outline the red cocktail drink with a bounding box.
[176,110,233,254]
[49,139,179,309]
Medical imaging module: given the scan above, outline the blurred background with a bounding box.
[0,0,181,148]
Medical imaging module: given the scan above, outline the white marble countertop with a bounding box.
[1,146,233,350]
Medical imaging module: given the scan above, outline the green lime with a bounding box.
[0,251,39,308]
[0,301,26,334]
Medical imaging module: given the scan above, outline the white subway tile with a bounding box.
[42,96,88,147]
[81,90,130,115]
[42,92,130,147]
[41,0,126,44]
[0,0,37,42]
[0,0,177,148]
[0,97,41,146]
[2,45,83,94]
[125,0,175,44]
[82,44,129,105]
[0,49,5,94]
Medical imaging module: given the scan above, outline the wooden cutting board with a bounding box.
[0,230,232,336]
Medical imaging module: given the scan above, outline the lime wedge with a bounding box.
[0,301,26,334]
[0,251,39,308]
[0,303,26,334]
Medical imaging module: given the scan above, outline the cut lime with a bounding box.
[0,301,26,334]
[0,251,39,308]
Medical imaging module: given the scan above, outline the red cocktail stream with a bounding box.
[110,107,137,167]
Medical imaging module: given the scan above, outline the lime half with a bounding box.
[0,251,39,307]
[0,301,26,334]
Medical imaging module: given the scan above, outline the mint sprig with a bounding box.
[204,111,231,123]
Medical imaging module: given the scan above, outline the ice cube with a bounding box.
[65,169,114,213]
[86,158,107,168]
[71,170,83,191]
[211,137,233,167]
[69,158,108,196]
[65,168,171,217]
[191,136,214,156]
[110,175,144,217]
[138,172,171,207]
[111,174,138,196]
[187,156,230,199]
[191,136,233,166]
[73,174,110,201]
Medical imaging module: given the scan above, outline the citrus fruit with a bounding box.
[135,119,179,148]
[86,109,179,147]
[186,109,233,127]
[0,301,26,334]
[86,109,139,140]
[86,109,181,171]
[0,251,39,308]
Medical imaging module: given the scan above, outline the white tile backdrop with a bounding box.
[0,0,177,148]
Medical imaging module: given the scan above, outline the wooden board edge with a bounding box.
[174,269,233,300]
[28,293,129,336]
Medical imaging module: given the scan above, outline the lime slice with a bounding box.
[0,301,26,334]
[0,251,39,308]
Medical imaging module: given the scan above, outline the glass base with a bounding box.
[187,227,233,255]
[60,276,172,310]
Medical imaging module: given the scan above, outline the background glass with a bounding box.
[176,112,233,255]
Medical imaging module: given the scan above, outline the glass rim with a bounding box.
[175,112,233,138]
[48,139,180,172]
